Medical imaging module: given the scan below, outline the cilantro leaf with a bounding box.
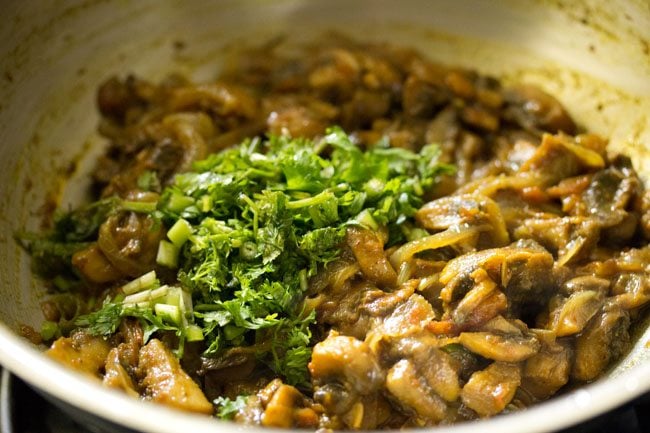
[74,301,123,336]
[31,126,453,388]
[214,395,249,420]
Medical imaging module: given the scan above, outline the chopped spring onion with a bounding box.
[121,200,158,213]
[200,195,212,212]
[122,270,158,295]
[166,192,195,213]
[165,286,193,326]
[156,240,179,268]
[185,324,204,342]
[167,218,192,247]
[52,275,75,291]
[123,285,170,306]
[353,209,379,231]
[155,303,182,326]
[40,321,59,341]
[129,301,152,309]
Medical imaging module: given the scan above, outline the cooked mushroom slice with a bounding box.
[615,246,650,273]
[309,334,384,396]
[461,104,500,132]
[640,190,650,240]
[458,331,540,362]
[572,303,631,382]
[416,194,509,246]
[402,74,448,118]
[461,362,521,417]
[480,315,526,334]
[389,225,482,271]
[337,393,393,430]
[440,240,555,307]
[307,48,361,101]
[451,268,507,329]
[610,273,650,310]
[518,133,605,186]
[385,359,449,423]
[370,294,436,343]
[101,112,217,196]
[316,279,420,341]
[169,82,258,119]
[550,290,604,337]
[96,75,148,122]
[340,89,393,130]
[46,330,111,377]
[97,211,164,278]
[513,216,600,266]
[522,331,571,399]
[265,94,339,137]
[160,112,215,173]
[199,345,257,384]
[503,85,576,134]
[115,319,144,371]
[562,275,610,296]
[137,339,213,414]
[581,164,640,231]
[261,381,320,428]
[440,343,483,383]
[103,348,139,397]
[390,337,461,402]
[72,243,125,284]
[346,226,397,289]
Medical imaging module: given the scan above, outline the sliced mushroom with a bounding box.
[503,85,576,134]
[97,212,164,277]
[261,382,319,429]
[370,294,436,342]
[389,337,461,402]
[385,359,449,423]
[451,268,507,329]
[160,112,214,173]
[513,216,600,266]
[458,331,540,362]
[169,82,258,118]
[137,339,213,414]
[572,303,631,382]
[346,226,397,289]
[522,331,571,399]
[440,240,555,307]
[518,133,604,186]
[610,273,650,310]
[72,243,124,284]
[47,331,111,377]
[103,348,139,397]
[416,193,509,246]
[550,290,604,337]
[309,333,384,395]
[461,362,521,417]
[562,275,610,296]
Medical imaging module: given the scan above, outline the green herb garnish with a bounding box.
[64,127,454,386]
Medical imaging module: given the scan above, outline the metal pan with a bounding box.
[1,1,649,432]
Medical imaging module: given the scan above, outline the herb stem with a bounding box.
[286,190,335,209]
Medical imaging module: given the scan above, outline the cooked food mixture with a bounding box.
[18,36,650,429]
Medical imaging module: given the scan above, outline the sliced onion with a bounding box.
[389,225,480,270]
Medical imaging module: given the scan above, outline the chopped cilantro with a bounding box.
[29,127,454,387]
[214,395,249,420]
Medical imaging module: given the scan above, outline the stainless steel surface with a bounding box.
[1,369,13,433]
